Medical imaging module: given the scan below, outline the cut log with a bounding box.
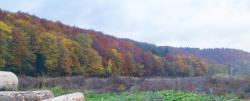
[0,71,18,91]
[0,90,54,101]
[42,92,84,101]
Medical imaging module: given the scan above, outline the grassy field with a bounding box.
[49,86,243,101]
[85,91,242,101]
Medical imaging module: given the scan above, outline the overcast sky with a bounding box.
[1,0,250,52]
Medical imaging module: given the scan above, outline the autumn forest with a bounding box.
[1,9,250,78]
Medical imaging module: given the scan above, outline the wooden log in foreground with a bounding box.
[42,92,84,101]
[0,71,18,91]
[0,90,54,101]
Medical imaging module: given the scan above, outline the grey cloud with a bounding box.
[0,0,250,52]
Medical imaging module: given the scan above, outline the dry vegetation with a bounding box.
[18,76,250,99]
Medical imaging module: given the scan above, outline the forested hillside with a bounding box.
[0,9,249,77]
[136,42,250,76]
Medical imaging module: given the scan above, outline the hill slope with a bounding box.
[135,42,250,76]
[0,9,249,77]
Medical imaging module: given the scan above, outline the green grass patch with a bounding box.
[46,86,244,101]
[85,90,243,101]
[49,86,69,96]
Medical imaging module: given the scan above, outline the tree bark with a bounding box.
[0,71,18,91]
[42,92,84,101]
[0,90,54,101]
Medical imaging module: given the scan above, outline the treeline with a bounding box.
[0,10,210,77]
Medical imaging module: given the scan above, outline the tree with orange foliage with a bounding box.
[12,29,34,74]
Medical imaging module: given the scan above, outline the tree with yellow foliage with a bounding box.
[109,49,124,76]
[0,21,13,70]
[35,32,59,75]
